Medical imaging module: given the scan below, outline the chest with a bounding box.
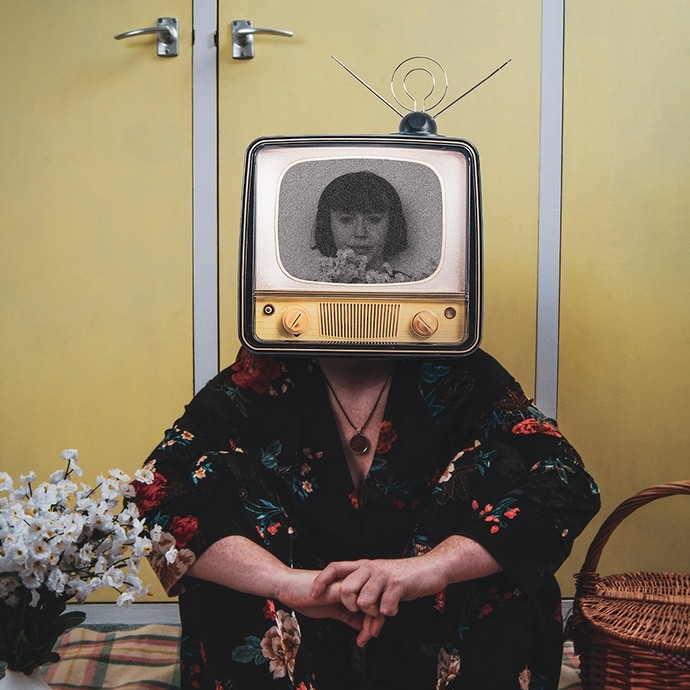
[325,380,391,490]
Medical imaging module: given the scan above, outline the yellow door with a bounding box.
[217,0,544,389]
[559,2,690,583]
[0,2,193,597]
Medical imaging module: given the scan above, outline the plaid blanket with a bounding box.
[44,625,180,689]
[29,625,581,689]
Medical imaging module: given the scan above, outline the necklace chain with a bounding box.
[322,366,393,455]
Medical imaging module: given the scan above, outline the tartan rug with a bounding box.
[7,624,582,689]
[43,625,180,689]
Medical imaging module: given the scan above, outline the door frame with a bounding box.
[192,0,219,391]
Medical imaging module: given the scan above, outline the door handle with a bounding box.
[114,17,179,57]
[231,20,293,60]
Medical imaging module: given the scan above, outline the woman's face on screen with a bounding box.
[330,209,389,269]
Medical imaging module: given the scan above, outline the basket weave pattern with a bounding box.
[570,481,690,690]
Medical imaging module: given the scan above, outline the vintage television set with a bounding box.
[238,126,482,357]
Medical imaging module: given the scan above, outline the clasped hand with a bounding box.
[299,557,446,647]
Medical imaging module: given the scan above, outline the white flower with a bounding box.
[116,591,136,605]
[60,449,79,463]
[67,578,92,604]
[29,541,51,561]
[116,505,139,525]
[20,568,42,590]
[108,469,131,483]
[77,543,95,566]
[4,540,28,566]
[132,535,152,558]
[49,470,65,484]
[0,473,13,492]
[46,568,68,595]
[19,471,37,485]
[94,556,108,575]
[61,512,85,539]
[27,483,59,510]
[103,567,125,589]
[134,468,154,485]
[0,450,151,609]
[97,475,122,502]
[164,545,178,564]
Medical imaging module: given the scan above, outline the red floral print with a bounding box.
[230,350,283,394]
[472,499,521,534]
[296,681,316,690]
[375,420,398,454]
[132,472,168,513]
[170,515,199,548]
[435,589,446,613]
[263,599,277,620]
[478,603,493,618]
[512,418,562,438]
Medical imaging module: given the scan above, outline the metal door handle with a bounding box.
[114,17,179,57]
[231,20,293,60]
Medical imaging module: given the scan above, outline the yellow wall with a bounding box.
[558,0,690,587]
[1,1,688,605]
[0,2,193,601]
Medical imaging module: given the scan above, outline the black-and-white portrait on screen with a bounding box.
[277,158,443,284]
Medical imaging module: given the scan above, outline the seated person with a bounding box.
[133,347,600,689]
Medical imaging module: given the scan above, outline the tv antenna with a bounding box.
[331,55,511,135]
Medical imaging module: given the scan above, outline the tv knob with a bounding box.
[411,310,439,338]
[281,306,310,336]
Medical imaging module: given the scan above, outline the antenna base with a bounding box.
[398,111,438,136]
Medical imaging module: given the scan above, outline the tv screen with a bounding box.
[239,135,482,356]
[277,158,442,285]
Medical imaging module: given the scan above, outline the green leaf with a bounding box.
[0,593,84,672]
[230,636,266,665]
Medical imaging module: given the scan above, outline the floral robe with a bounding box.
[133,349,600,690]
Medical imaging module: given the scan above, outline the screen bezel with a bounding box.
[238,134,483,356]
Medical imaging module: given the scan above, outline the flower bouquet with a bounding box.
[0,450,150,681]
[319,248,437,284]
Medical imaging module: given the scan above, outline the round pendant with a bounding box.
[349,432,370,454]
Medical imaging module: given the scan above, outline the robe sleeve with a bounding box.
[423,351,601,597]
[131,349,291,595]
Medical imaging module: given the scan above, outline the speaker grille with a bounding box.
[319,302,400,340]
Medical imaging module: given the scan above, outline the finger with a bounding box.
[335,607,364,631]
[368,614,386,639]
[330,604,365,630]
[340,566,372,612]
[355,618,374,647]
[355,584,384,615]
[356,614,385,648]
[310,561,360,598]
[378,584,401,617]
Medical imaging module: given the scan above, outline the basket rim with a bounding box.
[574,599,690,656]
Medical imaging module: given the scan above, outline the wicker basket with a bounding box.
[569,480,690,690]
